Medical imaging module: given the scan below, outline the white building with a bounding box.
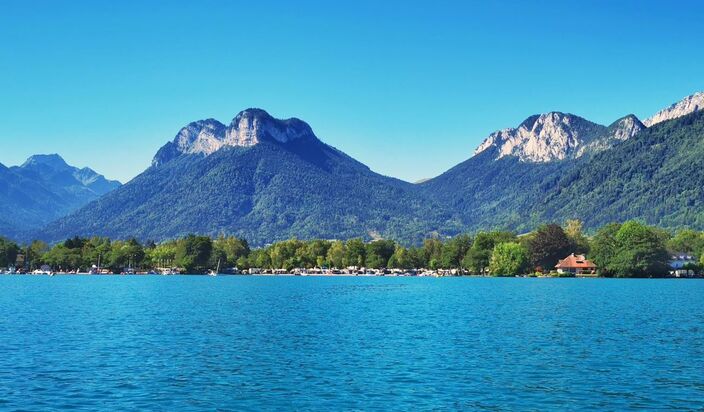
[669,253,698,277]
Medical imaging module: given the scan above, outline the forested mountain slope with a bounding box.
[42,110,462,245]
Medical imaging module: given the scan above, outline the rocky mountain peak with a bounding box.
[517,114,542,129]
[13,154,121,194]
[574,114,646,157]
[644,92,704,127]
[173,119,227,156]
[153,109,317,166]
[21,153,71,170]
[226,108,315,146]
[608,115,645,141]
[474,112,607,162]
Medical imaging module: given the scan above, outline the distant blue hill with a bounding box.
[0,154,120,239]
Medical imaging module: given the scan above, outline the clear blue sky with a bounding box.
[1,0,702,183]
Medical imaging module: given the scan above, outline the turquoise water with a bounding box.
[0,276,702,410]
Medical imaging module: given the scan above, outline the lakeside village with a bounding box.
[1,220,703,278]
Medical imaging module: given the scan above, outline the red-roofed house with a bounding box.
[555,253,597,276]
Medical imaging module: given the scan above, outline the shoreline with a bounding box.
[1,273,701,279]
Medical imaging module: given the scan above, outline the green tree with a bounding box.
[81,237,112,269]
[269,239,304,270]
[0,238,19,268]
[42,244,82,270]
[344,238,366,267]
[249,249,271,269]
[365,240,396,269]
[440,234,472,269]
[387,246,405,269]
[302,240,331,268]
[389,245,422,269]
[27,240,49,270]
[236,255,250,270]
[64,236,87,250]
[489,242,529,276]
[326,241,346,268]
[213,236,250,267]
[564,219,590,254]
[108,238,145,270]
[610,221,670,277]
[667,229,704,256]
[422,238,443,269]
[527,224,572,271]
[589,223,621,276]
[407,247,426,269]
[462,231,516,275]
[175,235,213,273]
[145,242,177,268]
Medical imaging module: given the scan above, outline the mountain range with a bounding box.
[0,154,121,239]
[40,110,462,245]
[420,108,704,233]
[5,92,704,245]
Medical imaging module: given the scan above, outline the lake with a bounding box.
[0,276,702,410]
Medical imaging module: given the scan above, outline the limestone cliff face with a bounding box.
[152,109,316,166]
[474,112,607,162]
[608,115,645,141]
[224,109,315,146]
[576,115,646,156]
[473,111,651,163]
[173,119,227,156]
[644,92,704,127]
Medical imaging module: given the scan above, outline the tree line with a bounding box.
[1,220,702,276]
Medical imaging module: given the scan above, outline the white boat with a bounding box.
[208,259,221,276]
[31,269,53,275]
[89,253,103,274]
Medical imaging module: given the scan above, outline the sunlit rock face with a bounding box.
[473,112,607,162]
[174,119,227,155]
[225,109,314,146]
[473,111,650,163]
[644,92,704,127]
[576,115,646,156]
[608,115,645,141]
[152,109,316,166]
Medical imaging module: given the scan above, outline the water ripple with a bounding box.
[0,276,702,410]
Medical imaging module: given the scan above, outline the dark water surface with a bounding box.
[0,276,702,410]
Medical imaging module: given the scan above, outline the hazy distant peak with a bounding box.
[21,153,70,170]
[644,92,704,127]
[73,166,118,186]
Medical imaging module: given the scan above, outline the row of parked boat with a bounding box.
[0,267,181,276]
